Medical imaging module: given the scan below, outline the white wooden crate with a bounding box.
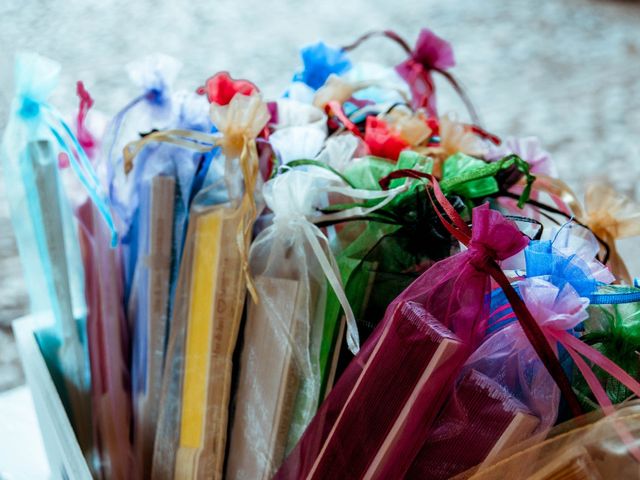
[12,314,92,480]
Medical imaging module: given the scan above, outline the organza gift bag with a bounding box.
[77,199,133,479]
[68,84,134,479]
[275,190,577,479]
[120,91,211,477]
[0,53,116,470]
[268,98,327,165]
[574,285,640,410]
[147,90,270,480]
[226,167,362,480]
[147,162,228,480]
[407,277,591,479]
[320,154,534,395]
[482,234,640,464]
[578,183,640,285]
[319,153,457,395]
[104,53,184,300]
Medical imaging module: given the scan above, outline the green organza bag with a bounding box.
[577,285,640,408]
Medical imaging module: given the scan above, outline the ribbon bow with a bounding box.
[342,29,479,124]
[525,239,599,297]
[395,28,454,116]
[466,204,530,267]
[196,71,258,106]
[293,41,352,91]
[487,227,614,335]
[74,81,97,159]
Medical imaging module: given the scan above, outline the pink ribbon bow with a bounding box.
[395,28,455,116]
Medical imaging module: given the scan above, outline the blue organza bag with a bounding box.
[123,90,212,476]
[0,52,116,470]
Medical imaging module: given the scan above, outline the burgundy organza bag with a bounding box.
[275,203,533,480]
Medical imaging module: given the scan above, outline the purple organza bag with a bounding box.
[275,204,529,480]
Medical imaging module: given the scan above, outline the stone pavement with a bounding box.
[0,0,639,390]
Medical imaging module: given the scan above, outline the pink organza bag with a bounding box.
[77,199,133,478]
[73,85,134,478]
[275,202,532,480]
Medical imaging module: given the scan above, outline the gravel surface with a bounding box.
[1,0,639,390]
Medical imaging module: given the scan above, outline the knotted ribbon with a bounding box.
[17,80,118,246]
[342,28,479,124]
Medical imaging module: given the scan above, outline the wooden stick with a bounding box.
[226,276,301,480]
[137,175,175,476]
[27,140,93,461]
[528,446,603,480]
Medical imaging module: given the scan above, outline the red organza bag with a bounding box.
[275,202,533,480]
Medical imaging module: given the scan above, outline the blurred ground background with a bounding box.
[0,0,639,390]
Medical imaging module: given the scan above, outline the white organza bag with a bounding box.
[226,167,361,480]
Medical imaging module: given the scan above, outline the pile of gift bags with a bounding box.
[4,27,640,479]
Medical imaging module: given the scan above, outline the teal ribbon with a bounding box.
[30,100,118,246]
